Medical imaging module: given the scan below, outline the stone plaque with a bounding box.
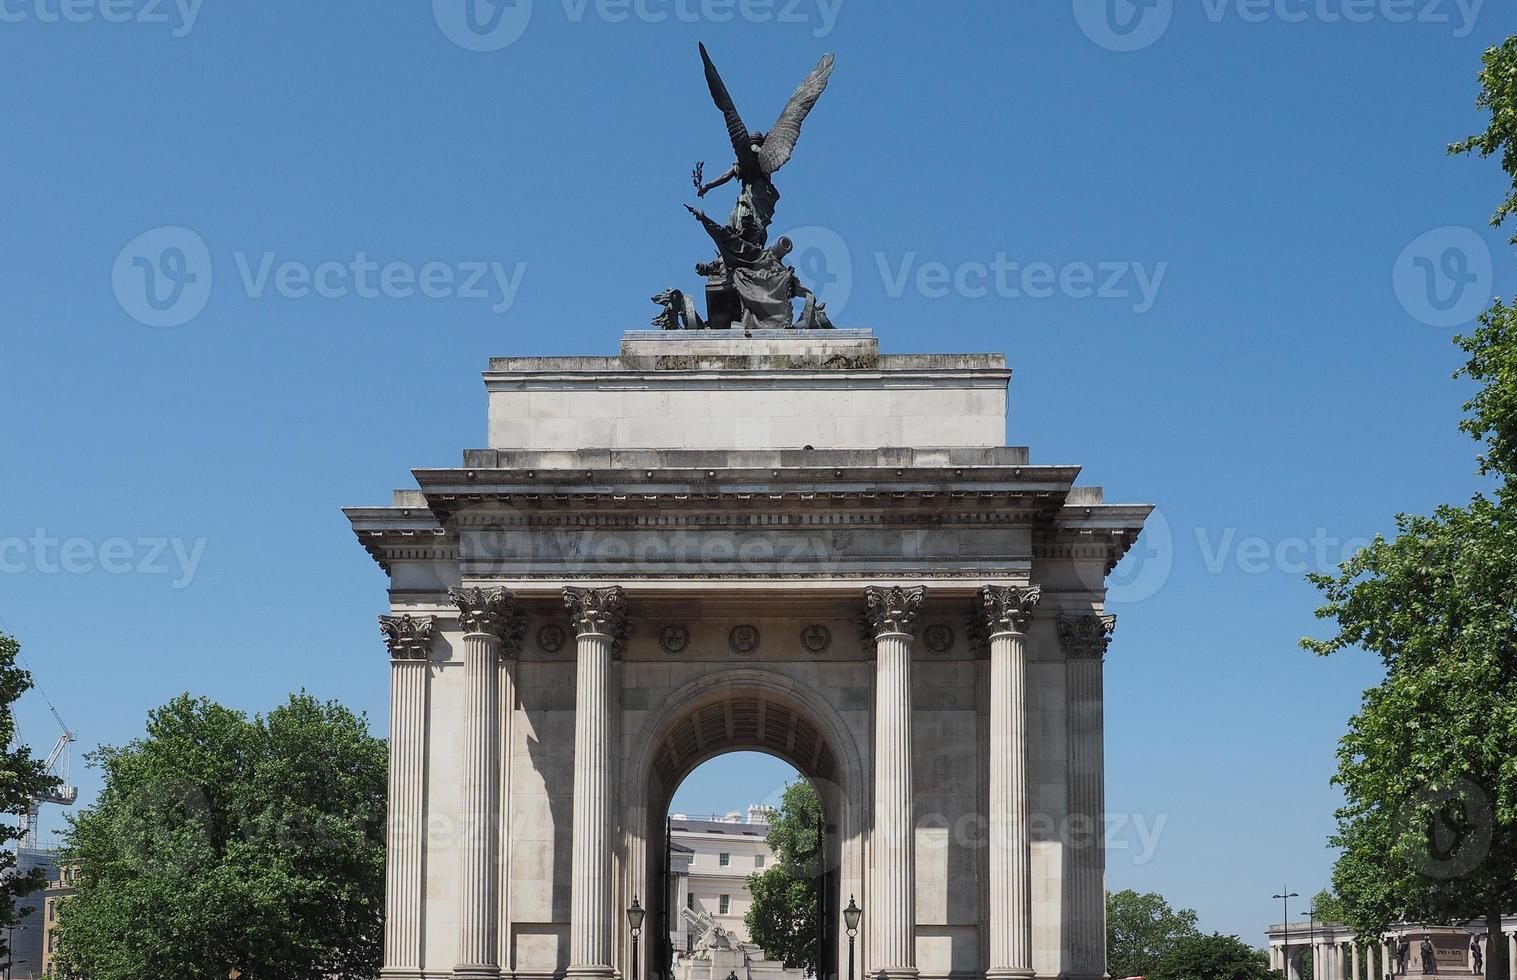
[729,625,760,656]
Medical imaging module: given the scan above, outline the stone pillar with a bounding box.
[1058,612,1117,979]
[380,614,435,979]
[972,586,1041,980]
[1354,943,1362,980]
[862,585,927,980]
[1507,934,1515,980]
[1382,942,1392,980]
[450,587,523,980]
[564,587,629,980]
[498,650,518,975]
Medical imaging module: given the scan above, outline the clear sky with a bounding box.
[1,0,1512,946]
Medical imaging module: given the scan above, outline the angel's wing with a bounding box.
[700,43,759,172]
[758,52,835,176]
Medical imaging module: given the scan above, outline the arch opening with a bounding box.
[625,675,864,980]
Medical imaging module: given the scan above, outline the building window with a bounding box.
[718,853,730,867]
[719,894,731,915]
[687,893,695,910]
[755,854,765,869]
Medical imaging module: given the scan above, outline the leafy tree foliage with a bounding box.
[54,693,387,980]
[745,781,824,976]
[1451,38,1517,241]
[1149,933,1275,980]
[0,633,61,973]
[1106,889,1201,979]
[1303,35,1517,980]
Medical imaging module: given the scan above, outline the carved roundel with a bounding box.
[923,623,955,655]
[660,625,691,655]
[729,625,760,656]
[801,624,832,655]
[537,624,566,654]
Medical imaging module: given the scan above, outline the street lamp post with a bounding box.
[1304,907,1318,980]
[844,896,861,980]
[1276,890,1300,980]
[628,896,645,980]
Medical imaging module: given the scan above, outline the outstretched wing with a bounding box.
[759,52,835,175]
[700,43,759,172]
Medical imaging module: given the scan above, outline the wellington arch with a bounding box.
[347,329,1153,980]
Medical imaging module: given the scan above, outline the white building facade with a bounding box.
[669,809,778,952]
[351,330,1151,980]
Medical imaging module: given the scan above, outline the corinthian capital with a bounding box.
[379,614,435,661]
[1058,615,1117,661]
[562,586,629,643]
[448,587,525,657]
[972,585,1041,645]
[861,586,927,641]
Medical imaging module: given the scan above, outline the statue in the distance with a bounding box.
[652,43,837,331]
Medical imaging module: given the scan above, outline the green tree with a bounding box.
[54,693,388,980]
[0,633,62,973]
[1309,889,1347,926]
[745,780,825,976]
[1106,889,1201,979]
[1451,37,1517,242]
[1302,36,1517,980]
[1150,933,1275,980]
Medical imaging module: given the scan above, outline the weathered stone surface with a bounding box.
[352,329,1151,980]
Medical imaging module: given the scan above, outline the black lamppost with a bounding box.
[844,896,862,980]
[1304,907,1318,980]
[628,896,645,980]
[1275,890,1299,979]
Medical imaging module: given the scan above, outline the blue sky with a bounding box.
[1,0,1512,945]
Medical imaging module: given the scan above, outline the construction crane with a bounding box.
[18,704,76,852]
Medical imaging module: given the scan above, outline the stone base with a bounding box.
[452,967,503,980]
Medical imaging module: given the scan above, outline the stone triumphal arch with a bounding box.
[349,329,1151,980]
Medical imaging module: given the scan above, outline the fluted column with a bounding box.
[975,585,1041,980]
[380,614,436,980]
[1059,612,1117,979]
[1507,934,1515,980]
[564,587,628,980]
[451,587,523,980]
[862,586,926,980]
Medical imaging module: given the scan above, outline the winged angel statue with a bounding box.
[652,44,837,331]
